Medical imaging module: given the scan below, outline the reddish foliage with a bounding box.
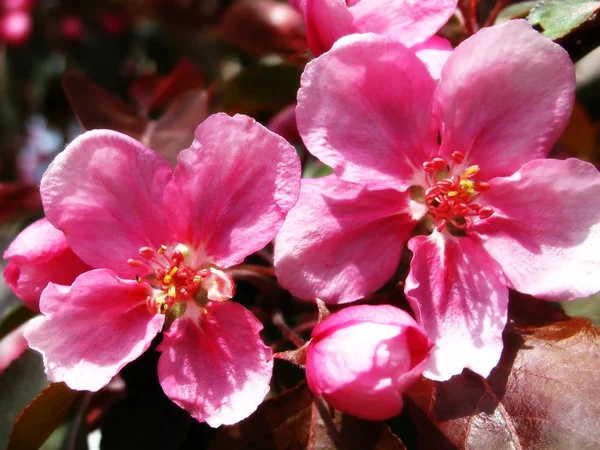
[210,382,405,450]
[405,296,600,449]
[0,183,41,223]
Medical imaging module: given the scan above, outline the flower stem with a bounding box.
[272,311,305,348]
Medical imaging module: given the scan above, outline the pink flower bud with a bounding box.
[3,218,91,312]
[305,305,433,421]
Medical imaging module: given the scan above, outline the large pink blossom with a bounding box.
[25,113,301,426]
[4,218,92,312]
[306,304,432,420]
[290,0,456,77]
[274,21,600,381]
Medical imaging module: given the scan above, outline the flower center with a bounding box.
[127,243,235,315]
[421,151,493,232]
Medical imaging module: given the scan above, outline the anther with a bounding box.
[168,284,177,298]
[163,266,179,284]
[157,245,167,255]
[478,207,494,219]
[127,258,144,268]
[432,157,448,171]
[139,247,155,259]
[462,165,480,179]
[423,161,435,173]
[135,275,143,283]
[474,181,490,192]
[451,151,465,164]
[447,191,458,197]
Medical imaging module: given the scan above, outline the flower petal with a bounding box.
[25,269,164,391]
[474,158,600,301]
[349,0,457,47]
[305,0,353,56]
[412,35,453,80]
[4,218,91,311]
[436,20,575,180]
[297,33,438,191]
[40,130,172,278]
[157,301,273,427]
[307,305,432,421]
[274,175,421,303]
[163,113,301,268]
[405,233,508,380]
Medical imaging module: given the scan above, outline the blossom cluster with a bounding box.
[4,0,600,429]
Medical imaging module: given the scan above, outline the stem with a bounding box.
[484,0,511,27]
[231,264,274,277]
[458,1,474,36]
[470,0,479,33]
[272,311,305,348]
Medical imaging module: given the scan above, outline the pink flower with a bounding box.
[290,0,456,78]
[306,305,432,420]
[0,10,31,46]
[275,21,600,380]
[25,113,301,426]
[4,218,92,312]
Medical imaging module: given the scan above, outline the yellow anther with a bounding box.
[168,284,177,298]
[158,245,167,255]
[462,165,480,178]
[157,302,168,314]
[459,179,475,194]
[193,275,202,283]
[162,266,178,284]
[447,191,458,197]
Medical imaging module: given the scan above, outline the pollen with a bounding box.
[420,151,494,232]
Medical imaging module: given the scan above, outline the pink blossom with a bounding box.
[0,10,31,46]
[4,218,92,312]
[290,0,456,78]
[0,324,28,375]
[274,21,600,380]
[306,304,432,420]
[25,113,301,426]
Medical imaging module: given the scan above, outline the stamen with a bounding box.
[157,245,167,255]
[139,247,155,259]
[163,266,179,284]
[420,155,494,232]
[127,258,145,268]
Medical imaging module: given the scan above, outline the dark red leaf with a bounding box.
[405,296,600,449]
[145,59,205,114]
[7,382,82,450]
[220,0,307,56]
[210,382,404,450]
[62,72,147,140]
[0,183,40,223]
[147,89,210,166]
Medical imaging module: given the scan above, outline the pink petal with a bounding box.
[306,305,432,420]
[25,269,164,391]
[4,218,91,311]
[297,33,438,191]
[405,233,508,380]
[163,113,301,268]
[157,301,273,427]
[412,35,453,80]
[349,0,457,47]
[274,175,422,303]
[473,158,600,301]
[40,130,173,278]
[0,324,28,375]
[436,20,575,181]
[305,0,353,56]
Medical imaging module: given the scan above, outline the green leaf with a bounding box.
[0,351,48,449]
[561,292,600,327]
[495,1,539,24]
[7,382,82,450]
[0,305,36,341]
[528,0,600,40]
